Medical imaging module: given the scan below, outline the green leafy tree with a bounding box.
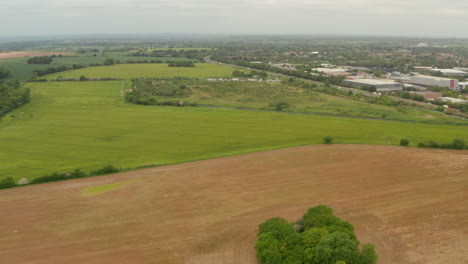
[323,137,333,144]
[104,58,115,65]
[314,232,360,264]
[360,244,378,264]
[400,138,410,146]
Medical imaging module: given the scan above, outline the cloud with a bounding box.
[1,0,467,37]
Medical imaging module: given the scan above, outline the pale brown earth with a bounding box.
[0,145,467,264]
[0,52,73,59]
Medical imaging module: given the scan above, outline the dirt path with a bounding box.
[0,52,73,59]
[0,145,467,264]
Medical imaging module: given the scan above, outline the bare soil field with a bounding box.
[0,52,73,59]
[0,145,467,264]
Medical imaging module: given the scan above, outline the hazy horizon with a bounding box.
[2,0,468,38]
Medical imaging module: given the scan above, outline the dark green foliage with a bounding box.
[0,80,30,118]
[314,232,360,264]
[90,165,119,175]
[168,61,195,67]
[0,177,16,189]
[269,101,290,111]
[125,78,197,107]
[400,138,410,146]
[397,92,425,102]
[360,244,379,264]
[417,138,466,150]
[104,58,115,65]
[256,205,378,264]
[79,75,89,81]
[323,137,333,144]
[27,56,53,64]
[259,217,297,240]
[29,166,118,185]
[0,67,10,79]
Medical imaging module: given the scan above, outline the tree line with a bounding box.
[0,165,119,190]
[0,79,30,118]
[168,61,196,67]
[27,56,53,64]
[256,205,378,264]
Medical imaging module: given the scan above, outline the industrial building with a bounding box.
[430,69,467,76]
[410,75,459,90]
[342,79,403,92]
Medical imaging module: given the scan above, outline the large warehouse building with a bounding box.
[342,79,403,92]
[410,75,459,90]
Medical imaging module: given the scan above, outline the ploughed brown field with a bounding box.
[0,52,73,59]
[0,145,467,264]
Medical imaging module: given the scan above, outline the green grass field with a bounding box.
[1,80,467,181]
[141,80,468,125]
[0,52,189,81]
[44,63,237,80]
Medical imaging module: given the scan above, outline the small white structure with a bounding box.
[18,178,28,185]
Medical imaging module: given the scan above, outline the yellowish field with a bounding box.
[0,145,466,264]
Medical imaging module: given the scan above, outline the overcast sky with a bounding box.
[2,0,468,37]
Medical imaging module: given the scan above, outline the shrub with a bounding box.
[400,138,410,146]
[90,165,119,175]
[0,177,16,189]
[323,136,333,144]
[451,139,466,150]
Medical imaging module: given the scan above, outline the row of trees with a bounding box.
[27,56,53,64]
[256,205,378,264]
[0,79,30,118]
[417,139,466,150]
[0,165,119,190]
[168,61,196,67]
[232,70,268,78]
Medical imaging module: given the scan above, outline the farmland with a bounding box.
[0,79,467,182]
[44,63,237,80]
[0,145,466,264]
[0,52,191,81]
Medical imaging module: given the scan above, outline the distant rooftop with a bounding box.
[412,75,457,81]
[430,69,467,74]
[344,78,400,85]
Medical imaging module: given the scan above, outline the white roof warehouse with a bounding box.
[342,79,403,92]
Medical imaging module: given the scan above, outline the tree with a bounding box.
[255,205,378,264]
[323,137,333,144]
[27,56,53,64]
[104,59,115,65]
[0,67,10,79]
[314,232,360,264]
[79,75,88,81]
[360,244,378,264]
[400,138,410,146]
